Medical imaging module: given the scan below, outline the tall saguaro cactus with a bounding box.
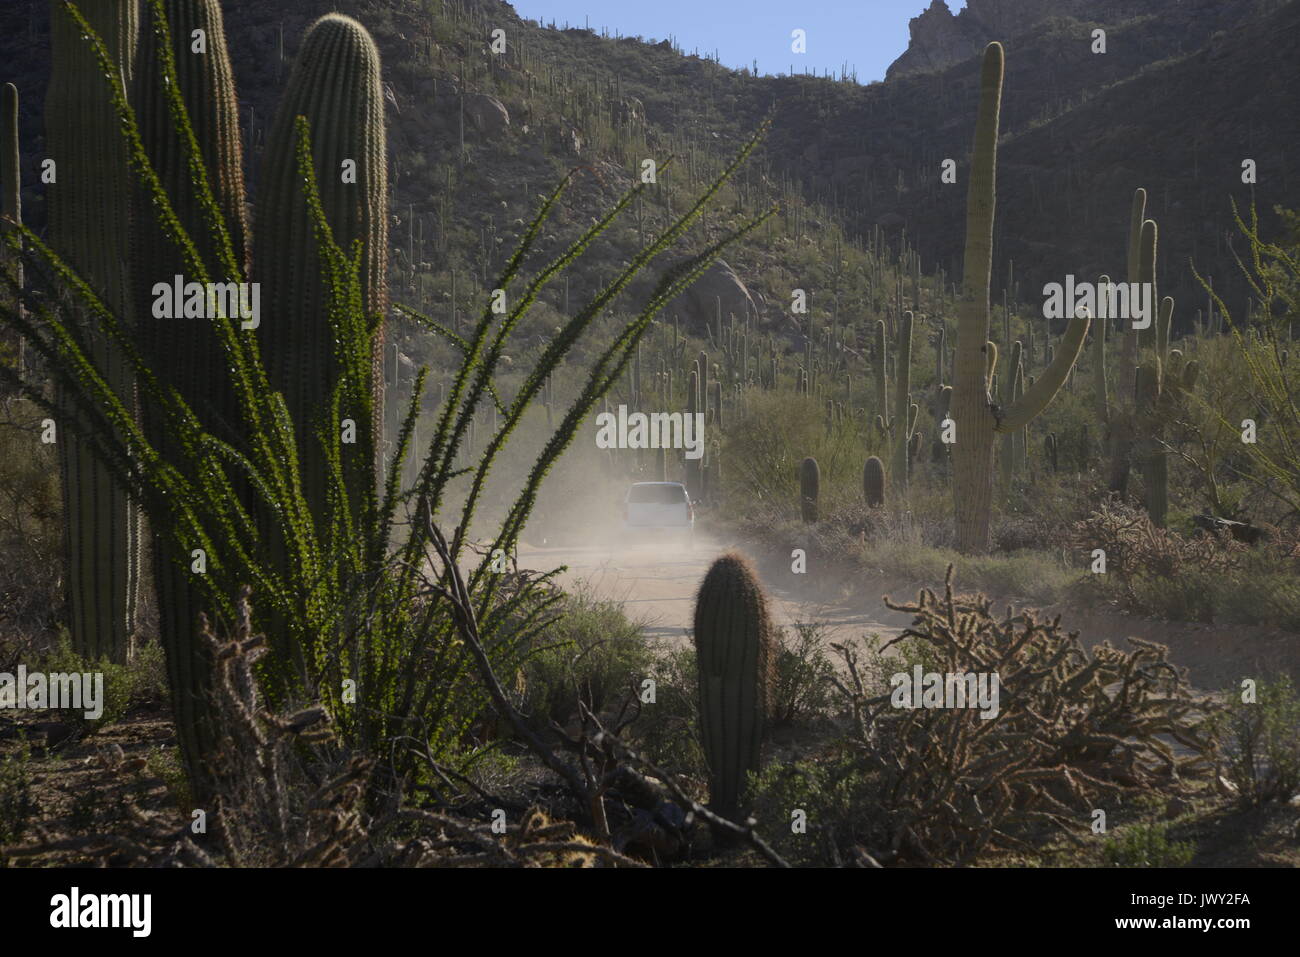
[46,0,142,662]
[1108,189,1147,494]
[892,310,917,490]
[1,83,21,384]
[951,42,1088,553]
[130,0,250,777]
[255,13,389,530]
[692,552,774,824]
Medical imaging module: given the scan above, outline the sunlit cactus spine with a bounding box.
[692,552,774,826]
[255,12,388,528]
[799,455,819,523]
[46,0,143,663]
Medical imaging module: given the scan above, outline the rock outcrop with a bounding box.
[886,0,1099,80]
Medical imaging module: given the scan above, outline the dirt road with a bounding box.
[516,529,911,649]
[516,527,1298,691]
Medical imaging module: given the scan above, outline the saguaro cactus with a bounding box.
[692,552,774,824]
[950,42,1089,553]
[685,368,702,499]
[799,455,819,523]
[1109,190,1148,494]
[863,455,886,507]
[1092,276,1109,426]
[892,310,916,490]
[46,0,142,662]
[255,13,388,528]
[1,83,21,384]
[130,0,250,777]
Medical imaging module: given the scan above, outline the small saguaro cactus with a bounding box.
[692,552,774,825]
[863,455,886,507]
[799,455,820,523]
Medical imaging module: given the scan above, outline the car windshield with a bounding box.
[627,483,687,505]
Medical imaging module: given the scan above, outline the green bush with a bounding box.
[1102,822,1195,867]
[1212,675,1300,806]
[769,623,835,725]
[626,644,704,779]
[521,587,653,728]
[0,734,37,845]
[35,635,167,732]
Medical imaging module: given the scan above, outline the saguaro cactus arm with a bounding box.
[997,308,1090,433]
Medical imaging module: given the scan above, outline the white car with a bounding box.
[622,481,695,546]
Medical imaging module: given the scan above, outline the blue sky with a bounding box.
[509,0,968,84]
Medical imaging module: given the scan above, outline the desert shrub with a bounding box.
[33,635,168,733]
[769,623,835,726]
[1102,822,1195,867]
[749,751,876,866]
[1211,675,1300,807]
[1075,501,1300,627]
[0,399,62,644]
[521,587,654,730]
[626,644,703,779]
[0,735,37,846]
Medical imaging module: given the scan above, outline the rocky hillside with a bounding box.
[1,0,1296,357]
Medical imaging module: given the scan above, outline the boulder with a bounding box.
[663,258,760,333]
[464,93,510,137]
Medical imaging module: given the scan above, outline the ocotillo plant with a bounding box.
[863,455,886,507]
[950,42,1089,553]
[799,455,819,523]
[4,1,776,799]
[256,12,388,532]
[692,552,774,825]
[47,0,142,662]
